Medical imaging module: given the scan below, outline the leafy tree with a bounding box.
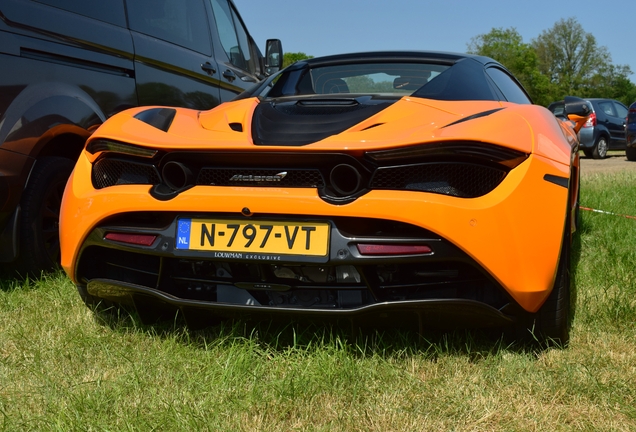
[283,52,313,68]
[587,64,636,106]
[467,27,552,105]
[469,19,636,106]
[532,18,631,98]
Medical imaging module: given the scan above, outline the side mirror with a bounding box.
[264,39,283,76]
[564,96,591,133]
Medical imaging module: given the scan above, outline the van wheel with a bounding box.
[626,146,636,161]
[591,136,608,159]
[17,157,74,278]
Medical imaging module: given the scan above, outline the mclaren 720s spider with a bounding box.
[60,51,589,344]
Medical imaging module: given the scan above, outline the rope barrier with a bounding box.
[579,206,636,220]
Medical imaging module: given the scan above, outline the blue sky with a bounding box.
[234,0,635,83]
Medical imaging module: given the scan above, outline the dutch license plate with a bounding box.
[175,218,329,256]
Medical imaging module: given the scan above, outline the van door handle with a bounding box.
[222,69,236,82]
[201,62,216,75]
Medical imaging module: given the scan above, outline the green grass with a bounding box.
[1,172,636,431]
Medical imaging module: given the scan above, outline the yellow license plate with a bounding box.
[176,218,329,256]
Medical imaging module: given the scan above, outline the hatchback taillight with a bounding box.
[583,112,596,128]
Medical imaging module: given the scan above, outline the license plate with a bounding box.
[175,218,329,256]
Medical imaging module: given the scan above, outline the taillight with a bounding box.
[105,232,157,246]
[583,112,596,128]
[356,244,432,256]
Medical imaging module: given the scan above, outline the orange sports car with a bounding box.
[60,51,588,344]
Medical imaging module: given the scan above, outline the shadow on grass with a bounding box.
[0,265,62,292]
[90,302,562,362]
[568,213,585,329]
[0,264,66,291]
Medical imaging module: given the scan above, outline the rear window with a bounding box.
[549,103,565,116]
[267,63,449,97]
[485,67,531,104]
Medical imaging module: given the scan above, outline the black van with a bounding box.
[0,0,282,276]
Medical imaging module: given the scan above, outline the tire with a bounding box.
[591,135,608,159]
[16,156,75,278]
[523,226,571,346]
[626,146,636,161]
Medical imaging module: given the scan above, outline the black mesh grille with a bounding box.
[371,163,506,198]
[92,158,160,189]
[197,168,324,187]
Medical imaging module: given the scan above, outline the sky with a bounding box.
[234,0,635,83]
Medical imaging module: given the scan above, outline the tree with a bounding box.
[532,17,621,97]
[467,27,552,105]
[469,20,636,106]
[283,52,313,68]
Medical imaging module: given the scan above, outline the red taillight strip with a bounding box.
[105,232,157,246]
[583,112,596,128]
[356,244,432,256]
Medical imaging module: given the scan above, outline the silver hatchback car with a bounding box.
[548,98,628,159]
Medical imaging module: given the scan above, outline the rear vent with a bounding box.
[371,162,506,198]
[92,158,160,189]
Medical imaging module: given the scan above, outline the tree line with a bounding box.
[283,17,635,107]
[468,17,636,107]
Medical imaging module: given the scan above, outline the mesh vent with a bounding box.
[92,158,160,189]
[197,168,325,187]
[371,163,506,198]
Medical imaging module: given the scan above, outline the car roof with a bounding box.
[299,51,500,68]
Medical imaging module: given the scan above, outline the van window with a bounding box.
[209,0,258,75]
[32,0,127,27]
[126,0,211,55]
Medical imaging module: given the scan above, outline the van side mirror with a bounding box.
[265,39,283,75]
[564,96,591,133]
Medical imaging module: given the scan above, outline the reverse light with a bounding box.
[105,232,157,246]
[356,244,432,256]
[583,112,596,128]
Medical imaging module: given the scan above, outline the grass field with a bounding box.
[1,171,636,431]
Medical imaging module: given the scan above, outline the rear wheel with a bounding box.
[522,225,571,346]
[591,136,608,159]
[626,146,636,161]
[16,157,74,278]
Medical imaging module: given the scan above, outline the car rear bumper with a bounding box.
[578,127,595,148]
[61,151,571,314]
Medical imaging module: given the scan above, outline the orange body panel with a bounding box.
[60,120,570,311]
[61,93,573,313]
[91,98,568,157]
